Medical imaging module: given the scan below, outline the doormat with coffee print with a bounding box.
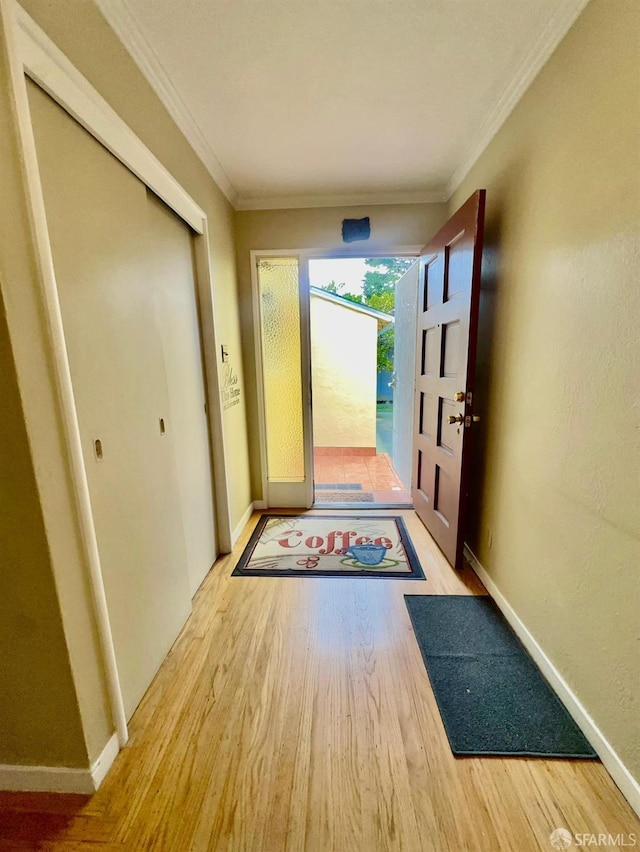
[232,515,425,579]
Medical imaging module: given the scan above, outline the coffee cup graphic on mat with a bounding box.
[347,544,387,566]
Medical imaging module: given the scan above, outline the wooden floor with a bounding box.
[0,510,637,850]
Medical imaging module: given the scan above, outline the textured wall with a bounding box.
[311,296,377,448]
[451,0,640,782]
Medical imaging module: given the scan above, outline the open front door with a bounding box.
[411,190,486,569]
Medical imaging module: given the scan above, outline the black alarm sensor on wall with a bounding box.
[341,217,370,243]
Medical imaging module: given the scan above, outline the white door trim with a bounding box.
[13,5,233,556]
[14,2,206,233]
[0,0,233,763]
[251,248,422,507]
[251,250,314,508]
[250,251,270,507]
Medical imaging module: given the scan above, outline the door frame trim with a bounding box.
[0,0,233,757]
[250,250,315,508]
[251,247,422,507]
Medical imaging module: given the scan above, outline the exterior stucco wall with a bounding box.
[311,295,377,449]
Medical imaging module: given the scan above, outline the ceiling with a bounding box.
[95,0,588,210]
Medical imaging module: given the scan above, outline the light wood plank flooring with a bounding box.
[0,510,637,850]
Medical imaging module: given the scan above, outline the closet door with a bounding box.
[145,192,217,595]
[28,81,192,720]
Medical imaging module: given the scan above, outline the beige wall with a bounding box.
[0,14,101,769]
[451,0,640,781]
[3,0,635,790]
[0,292,87,767]
[19,0,252,529]
[235,203,448,496]
[311,296,377,449]
[0,0,252,770]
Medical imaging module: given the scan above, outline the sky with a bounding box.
[308,258,368,295]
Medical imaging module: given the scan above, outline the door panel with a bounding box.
[412,190,486,569]
[146,192,217,595]
[391,262,419,490]
[28,81,194,719]
[256,256,313,508]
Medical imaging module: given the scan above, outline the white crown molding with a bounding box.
[236,189,448,211]
[465,546,640,819]
[90,0,447,214]
[93,0,238,208]
[447,0,590,198]
[88,0,588,211]
[0,733,119,793]
[16,4,207,234]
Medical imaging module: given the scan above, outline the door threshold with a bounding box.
[312,502,414,510]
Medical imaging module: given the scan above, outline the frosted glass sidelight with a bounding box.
[258,258,305,482]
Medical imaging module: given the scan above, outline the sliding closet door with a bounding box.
[146,192,216,595]
[27,81,193,720]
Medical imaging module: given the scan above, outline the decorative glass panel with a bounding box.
[257,258,304,482]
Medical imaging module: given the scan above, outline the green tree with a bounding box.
[322,280,362,303]
[376,326,394,373]
[363,258,414,372]
[319,259,416,372]
[362,258,414,301]
[366,291,394,315]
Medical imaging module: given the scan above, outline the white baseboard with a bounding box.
[465,545,640,818]
[0,763,95,794]
[0,732,119,794]
[90,732,119,790]
[231,502,257,546]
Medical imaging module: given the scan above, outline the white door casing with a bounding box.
[252,249,421,509]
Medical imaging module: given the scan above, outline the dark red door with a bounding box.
[411,190,486,569]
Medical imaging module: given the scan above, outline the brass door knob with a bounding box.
[454,391,465,402]
[472,415,481,423]
[447,414,464,425]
